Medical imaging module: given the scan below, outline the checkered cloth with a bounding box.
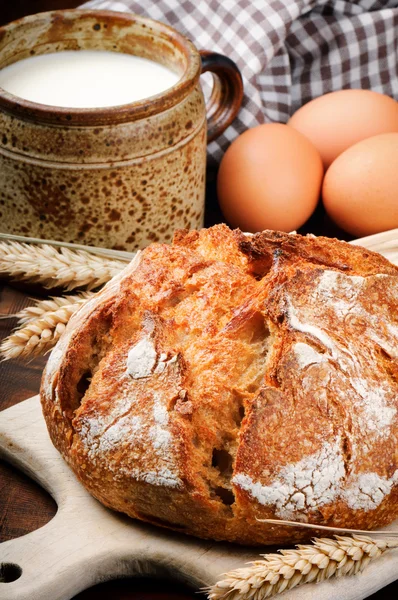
[82,0,398,164]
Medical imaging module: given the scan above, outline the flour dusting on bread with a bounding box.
[286,269,397,437]
[234,436,345,520]
[126,336,157,379]
[79,395,136,459]
[131,466,181,488]
[150,394,172,451]
[78,389,181,488]
[288,301,335,353]
[350,377,396,433]
[344,471,398,512]
[293,342,325,369]
[97,414,142,455]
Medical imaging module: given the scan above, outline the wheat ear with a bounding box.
[207,535,398,600]
[13,292,94,324]
[0,241,126,290]
[0,292,92,360]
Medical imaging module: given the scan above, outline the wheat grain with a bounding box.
[0,241,126,291]
[15,292,94,325]
[0,293,91,360]
[207,535,398,600]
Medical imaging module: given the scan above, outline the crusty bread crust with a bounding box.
[41,225,398,545]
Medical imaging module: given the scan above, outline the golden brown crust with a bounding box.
[40,225,398,545]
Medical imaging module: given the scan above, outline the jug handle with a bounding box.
[199,51,243,144]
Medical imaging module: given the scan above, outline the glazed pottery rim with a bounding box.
[0,9,202,126]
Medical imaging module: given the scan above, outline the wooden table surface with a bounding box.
[0,2,397,599]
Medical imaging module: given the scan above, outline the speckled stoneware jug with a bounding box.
[0,10,243,250]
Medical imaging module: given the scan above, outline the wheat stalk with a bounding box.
[0,240,126,291]
[0,292,92,360]
[207,535,398,600]
[258,518,398,537]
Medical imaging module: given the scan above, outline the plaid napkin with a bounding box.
[82,0,398,164]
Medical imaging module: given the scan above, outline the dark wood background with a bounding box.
[0,2,397,599]
[0,0,83,26]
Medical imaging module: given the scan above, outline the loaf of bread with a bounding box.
[41,225,398,545]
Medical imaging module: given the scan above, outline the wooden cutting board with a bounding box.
[0,396,398,600]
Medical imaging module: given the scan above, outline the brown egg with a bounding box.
[288,90,398,168]
[217,123,323,233]
[323,133,398,237]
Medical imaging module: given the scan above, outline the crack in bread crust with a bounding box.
[40,225,398,545]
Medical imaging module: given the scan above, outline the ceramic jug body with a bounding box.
[0,10,242,250]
